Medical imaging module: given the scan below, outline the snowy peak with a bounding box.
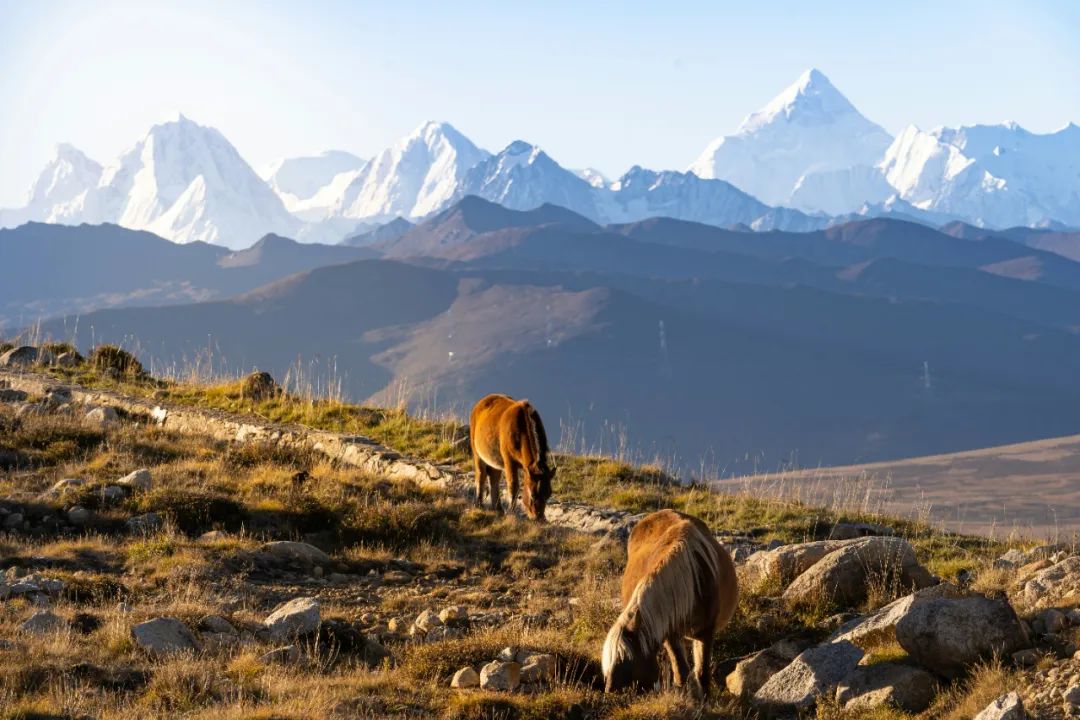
[26,144,102,217]
[689,69,893,207]
[334,120,489,222]
[262,150,366,205]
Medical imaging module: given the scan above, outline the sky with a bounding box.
[1,0,1079,207]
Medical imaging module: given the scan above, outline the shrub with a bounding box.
[89,344,145,378]
[42,341,83,362]
[240,370,280,401]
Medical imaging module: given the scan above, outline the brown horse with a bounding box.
[469,393,555,521]
[602,509,738,697]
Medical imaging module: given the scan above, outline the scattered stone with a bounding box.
[0,388,28,402]
[201,632,240,650]
[259,540,330,565]
[101,486,126,502]
[727,640,803,697]
[199,530,227,542]
[752,641,864,715]
[382,570,413,584]
[20,610,64,635]
[1064,684,1080,706]
[894,594,1029,679]
[1042,608,1067,634]
[783,536,935,608]
[264,597,320,641]
[835,663,936,713]
[41,478,85,500]
[451,666,480,689]
[480,660,521,691]
[743,539,845,589]
[117,469,152,491]
[200,615,237,635]
[0,346,41,367]
[520,654,556,684]
[84,406,118,429]
[387,617,409,634]
[126,513,162,533]
[1022,557,1080,609]
[973,691,1027,720]
[67,506,90,525]
[131,617,200,654]
[413,609,443,634]
[439,606,469,627]
[55,352,79,368]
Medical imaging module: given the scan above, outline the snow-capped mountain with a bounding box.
[575,168,610,189]
[327,121,489,223]
[26,144,104,223]
[689,69,894,208]
[879,122,1080,228]
[456,141,601,220]
[261,150,366,212]
[603,166,825,231]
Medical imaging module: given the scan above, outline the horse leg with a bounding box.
[489,467,503,515]
[691,633,714,698]
[663,638,693,691]
[473,454,486,507]
[502,452,520,514]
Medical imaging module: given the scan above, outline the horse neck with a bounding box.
[626,537,713,651]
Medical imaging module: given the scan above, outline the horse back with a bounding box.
[469,394,516,468]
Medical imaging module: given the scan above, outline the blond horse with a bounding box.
[469,393,555,521]
[602,509,738,697]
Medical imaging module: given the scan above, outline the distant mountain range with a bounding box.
[13,197,1080,471]
[4,70,1079,248]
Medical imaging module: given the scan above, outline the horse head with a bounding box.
[523,458,555,521]
[602,624,658,693]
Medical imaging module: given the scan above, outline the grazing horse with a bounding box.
[469,394,555,521]
[602,509,738,697]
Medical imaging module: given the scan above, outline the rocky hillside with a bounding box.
[1,347,1078,719]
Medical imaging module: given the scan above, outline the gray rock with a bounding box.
[726,640,802,697]
[259,540,330,565]
[200,615,237,635]
[117,468,152,491]
[831,582,963,649]
[414,609,443,634]
[520,654,556,684]
[783,536,935,609]
[439,605,469,627]
[1064,684,1080,706]
[84,406,118,428]
[126,512,162,533]
[40,477,85,500]
[131,617,200,654]
[259,645,303,664]
[480,660,521,691]
[264,597,320,640]
[20,610,64,635]
[752,641,864,715]
[743,539,846,589]
[0,346,41,367]
[973,692,1027,720]
[1042,608,1067,634]
[835,663,936,713]
[55,352,80,368]
[894,595,1029,679]
[0,388,29,402]
[67,506,90,525]
[101,486,126,502]
[1022,556,1080,609]
[451,666,480,688]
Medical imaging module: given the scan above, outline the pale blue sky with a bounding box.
[1,0,1078,207]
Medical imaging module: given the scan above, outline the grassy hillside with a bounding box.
[0,361,1058,718]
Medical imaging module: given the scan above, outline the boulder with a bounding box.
[831,582,963,649]
[0,346,40,367]
[451,666,480,689]
[84,406,118,429]
[973,692,1027,720]
[259,541,330,565]
[835,663,936,713]
[131,617,200,653]
[520,654,556,684]
[40,478,85,500]
[264,597,320,641]
[55,352,80,368]
[67,506,91,525]
[0,388,28,403]
[894,595,1029,678]
[726,640,803,697]
[126,512,162,533]
[1020,556,1080,608]
[439,605,469,627]
[117,469,152,491]
[783,536,935,608]
[200,615,237,635]
[743,539,846,589]
[20,610,64,635]
[480,660,521,691]
[101,486,126,502]
[413,609,443,634]
[752,641,864,715]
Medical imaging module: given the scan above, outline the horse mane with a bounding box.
[602,522,722,673]
[518,400,551,471]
